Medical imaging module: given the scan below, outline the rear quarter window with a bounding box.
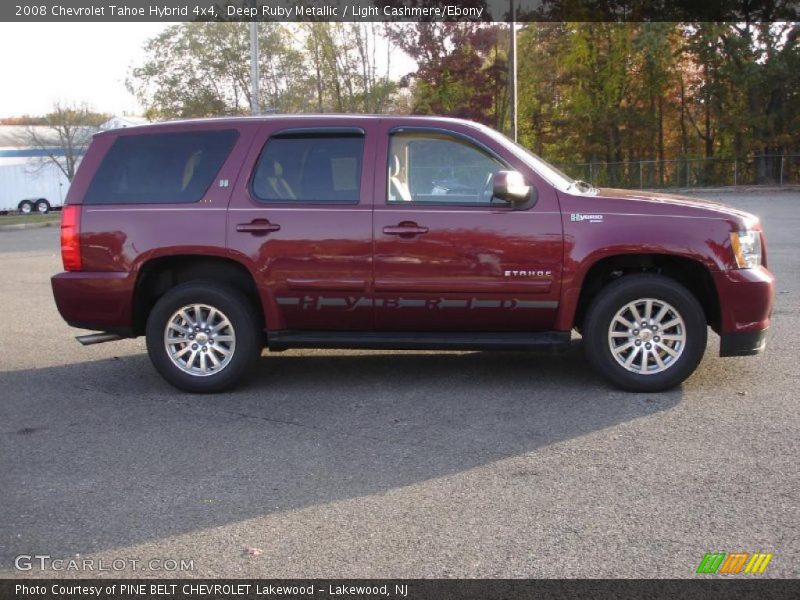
[84,130,238,204]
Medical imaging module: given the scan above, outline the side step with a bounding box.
[267,330,571,352]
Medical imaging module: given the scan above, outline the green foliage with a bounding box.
[305,23,396,113]
[128,22,308,118]
[386,23,508,129]
[508,22,800,183]
[127,21,800,185]
[128,23,396,118]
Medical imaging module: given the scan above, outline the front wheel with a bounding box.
[18,200,34,214]
[146,282,261,393]
[583,274,707,392]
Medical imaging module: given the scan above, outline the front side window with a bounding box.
[388,132,506,205]
[252,135,364,204]
[84,130,237,204]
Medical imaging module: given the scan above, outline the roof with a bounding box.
[0,125,63,148]
[0,125,95,158]
[0,115,148,148]
[93,114,484,137]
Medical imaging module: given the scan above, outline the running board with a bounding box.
[267,330,571,352]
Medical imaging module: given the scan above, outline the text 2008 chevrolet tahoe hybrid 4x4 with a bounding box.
[51,116,774,393]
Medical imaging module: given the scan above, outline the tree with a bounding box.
[515,24,560,156]
[18,102,107,182]
[554,23,636,180]
[128,22,310,118]
[129,22,397,118]
[386,23,509,129]
[304,23,395,113]
[126,20,800,186]
[680,22,800,181]
[718,22,800,180]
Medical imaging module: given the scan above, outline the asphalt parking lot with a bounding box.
[0,191,797,579]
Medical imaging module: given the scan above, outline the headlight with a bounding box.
[730,230,762,269]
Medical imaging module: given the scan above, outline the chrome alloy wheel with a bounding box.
[164,304,236,377]
[608,298,686,375]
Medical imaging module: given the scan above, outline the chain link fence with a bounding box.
[555,154,800,189]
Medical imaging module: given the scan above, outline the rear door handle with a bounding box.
[383,222,429,237]
[236,219,280,235]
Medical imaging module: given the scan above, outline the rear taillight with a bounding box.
[60,205,82,271]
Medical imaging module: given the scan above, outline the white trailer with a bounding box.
[0,157,70,214]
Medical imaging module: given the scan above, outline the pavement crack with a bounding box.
[223,409,319,431]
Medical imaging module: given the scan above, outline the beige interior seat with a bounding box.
[389,155,412,202]
[266,161,295,200]
[181,150,203,190]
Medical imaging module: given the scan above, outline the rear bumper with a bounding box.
[51,271,135,334]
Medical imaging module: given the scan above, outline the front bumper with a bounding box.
[711,266,774,357]
[720,329,768,357]
[51,271,135,334]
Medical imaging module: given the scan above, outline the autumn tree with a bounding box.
[512,21,800,186]
[669,22,800,182]
[126,20,800,187]
[18,102,108,181]
[386,23,509,129]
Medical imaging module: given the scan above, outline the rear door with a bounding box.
[227,120,376,331]
[372,123,563,332]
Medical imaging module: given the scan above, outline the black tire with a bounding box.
[35,199,50,214]
[145,281,261,393]
[583,274,707,392]
[18,200,34,214]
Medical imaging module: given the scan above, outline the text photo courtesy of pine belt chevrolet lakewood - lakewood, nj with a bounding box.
[1,1,798,599]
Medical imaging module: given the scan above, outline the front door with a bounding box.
[372,124,563,332]
[227,121,376,331]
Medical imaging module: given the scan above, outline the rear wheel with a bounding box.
[18,200,33,214]
[583,274,707,392]
[35,199,50,214]
[146,282,261,393]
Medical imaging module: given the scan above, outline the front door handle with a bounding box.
[236,219,280,235]
[383,222,429,238]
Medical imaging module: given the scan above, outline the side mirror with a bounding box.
[492,170,531,204]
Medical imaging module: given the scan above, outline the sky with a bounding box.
[0,22,416,119]
[0,23,172,117]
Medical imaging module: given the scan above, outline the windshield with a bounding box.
[478,125,586,193]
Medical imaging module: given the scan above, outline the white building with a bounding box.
[100,115,149,130]
[0,116,148,214]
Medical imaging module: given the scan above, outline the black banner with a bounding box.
[2,0,799,22]
[3,579,799,600]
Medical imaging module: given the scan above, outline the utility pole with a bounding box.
[509,1,518,142]
[249,13,260,115]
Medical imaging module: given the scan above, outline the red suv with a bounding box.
[51,116,774,393]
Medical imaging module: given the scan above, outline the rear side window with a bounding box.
[251,135,364,204]
[84,130,238,204]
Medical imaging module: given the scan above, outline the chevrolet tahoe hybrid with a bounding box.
[51,116,774,393]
